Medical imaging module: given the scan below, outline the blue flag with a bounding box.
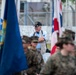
[0,0,28,75]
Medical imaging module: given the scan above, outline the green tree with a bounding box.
[62,0,66,3]
[62,0,75,3]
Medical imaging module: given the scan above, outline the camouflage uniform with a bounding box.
[40,51,76,75]
[23,48,44,75]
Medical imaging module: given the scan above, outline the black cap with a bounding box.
[34,22,42,27]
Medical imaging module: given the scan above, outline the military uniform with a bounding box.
[23,48,44,75]
[40,51,76,75]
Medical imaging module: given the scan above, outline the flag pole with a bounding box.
[1,0,6,19]
[56,0,59,40]
[0,0,6,49]
[15,0,20,20]
[66,0,68,27]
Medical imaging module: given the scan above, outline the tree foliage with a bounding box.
[62,0,66,3]
[62,0,75,3]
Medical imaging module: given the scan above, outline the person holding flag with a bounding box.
[0,0,28,75]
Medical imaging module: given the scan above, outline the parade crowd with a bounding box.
[14,22,76,75]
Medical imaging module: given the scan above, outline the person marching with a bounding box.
[40,37,76,75]
[22,36,44,75]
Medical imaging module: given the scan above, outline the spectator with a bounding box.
[30,21,47,55]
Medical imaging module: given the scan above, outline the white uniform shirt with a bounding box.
[30,30,47,49]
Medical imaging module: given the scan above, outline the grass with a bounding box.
[46,43,51,50]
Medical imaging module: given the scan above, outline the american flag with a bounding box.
[51,0,62,55]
